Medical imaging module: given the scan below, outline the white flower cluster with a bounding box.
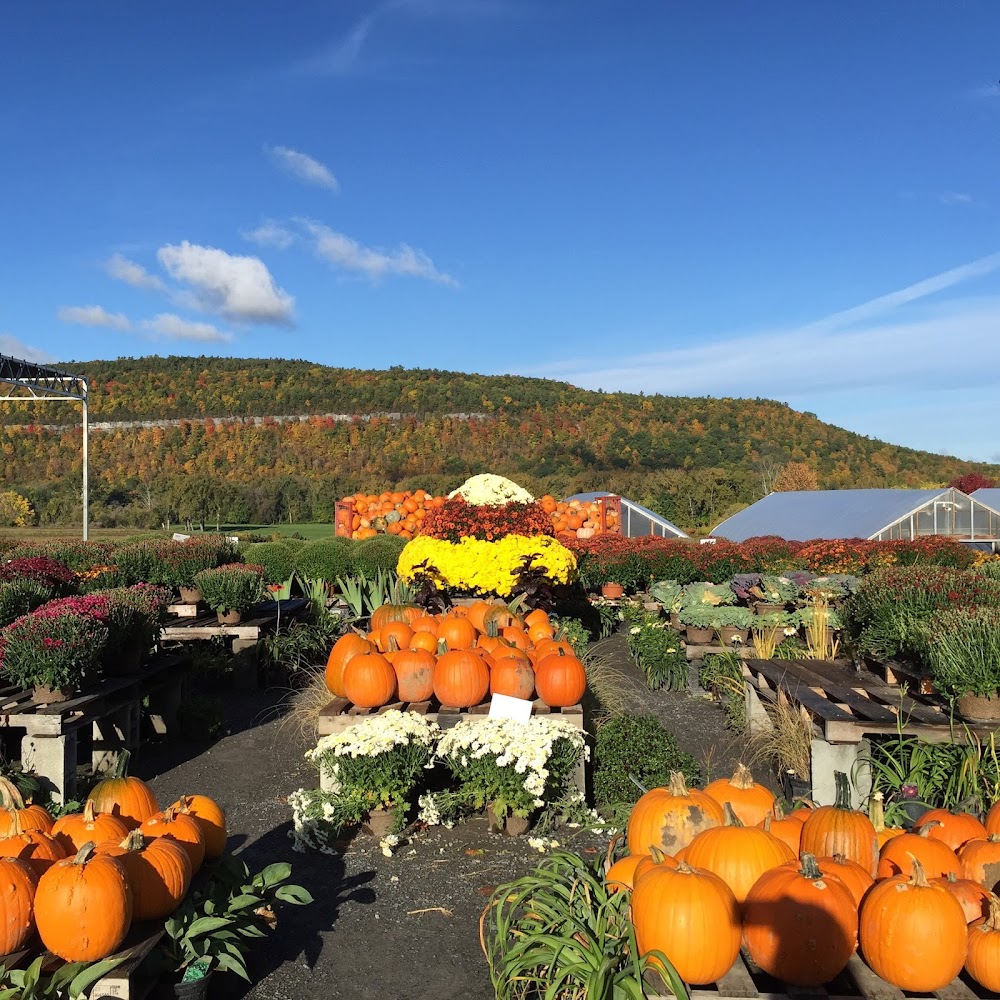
[379,833,401,857]
[287,788,342,855]
[448,474,534,506]
[435,716,588,802]
[527,836,561,853]
[417,792,454,828]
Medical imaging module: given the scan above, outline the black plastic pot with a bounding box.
[780,771,812,803]
[173,972,212,999]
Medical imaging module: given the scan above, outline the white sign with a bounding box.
[171,533,191,542]
[488,693,533,723]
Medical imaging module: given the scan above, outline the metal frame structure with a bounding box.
[0,354,89,539]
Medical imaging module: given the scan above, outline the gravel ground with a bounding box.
[133,633,744,999]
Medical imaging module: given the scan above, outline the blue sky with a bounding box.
[2,1,999,461]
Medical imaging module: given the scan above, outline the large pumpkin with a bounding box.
[391,648,436,703]
[490,656,535,701]
[324,633,373,697]
[87,750,159,830]
[704,764,775,827]
[172,794,227,860]
[631,845,679,885]
[967,894,1000,991]
[916,808,988,852]
[813,853,874,907]
[369,602,422,630]
[98,829,191,921]
[51,800,130,857]
[34,843,133,961]
[630,860,741,985]
[0,857,37,954]
[859,858,967,992]
[433,649,489,708]
[533,649,586,708]
[934,872,991,923]
[800,771,878,876]
[876,822,962,880]
[626,772,724,856]
[682,803,795,903]
[743,854,858,986]
[343,651,397,708]
[139,807,206,873]
[0,813,67,878]
[0,777,53,837]
[959,834,1000,890]
[757,803,804,857]
[437,616,477,652]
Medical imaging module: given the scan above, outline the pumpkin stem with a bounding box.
[915,821,942,838]
[799,853,823,880]
[944,871,957,883]
[869,791,887,832]
[436,638,449,656]
[771,801,787,821]
[832,853,849,864]
[985,894,1000,932]
[112,750,132,780]
[667,772,689,797]
[833,771,852,811]
[731,763,755,790]
[386,635,400,653]
[722,802,744,828]
[82,800,97,824]
[762,815,772,832]
[675,861,696,875]
[648,845,669,865]
[485,620,499,638]
[123,829,146,852]
[0,776,26,811]
[73,842,97,865]
[908,855,931,888]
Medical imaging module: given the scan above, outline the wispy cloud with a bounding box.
[157,241,295,325]
[968,83,1000,99]
[299,219,458,286]
[938,191,976,207]
[140,313,233,343]
[0,335,54,363]
[106,253,166,291]
[243,221,296,250]
[57,305,132,331]
[266,146,339,192]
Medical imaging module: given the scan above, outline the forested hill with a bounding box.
[1,355,996,531]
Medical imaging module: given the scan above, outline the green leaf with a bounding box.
[258,862,291,887]
[187,915,234,939]
[274,884,313,905]
[227,893,263,911]
[213,951,251,981]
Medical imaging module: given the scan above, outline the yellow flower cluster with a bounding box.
[397,534,577,597]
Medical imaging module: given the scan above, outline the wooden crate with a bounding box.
[317,697,586,795]
[648,950,989,1000]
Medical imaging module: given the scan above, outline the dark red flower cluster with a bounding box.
[0,556,75,589]
[421,497,554,543]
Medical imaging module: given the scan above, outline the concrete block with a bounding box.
[22,734,77,804]
[744,682,773,737]
[810,738,871,808]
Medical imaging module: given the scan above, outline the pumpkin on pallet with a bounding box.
[875,821,962,880]
[139,806,206,873]
[0,777,53,837]
[0,857,37,954]
[799,771,878,876]
[916,807,988,852]
[0,813,67,877]
[51,800,130,856]
[626,772,724,857]
[87,750,159,830]
[97,829,191,921]
[967,895,1000,991]
[172,794,227,860]
[704,763,775,827]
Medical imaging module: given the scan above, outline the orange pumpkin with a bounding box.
[139,806,206,873]
[391,648,436,703]
[682,803,795,903]
[534,648,586,707]
[490,657,535,701]
[757,803,804,857]
[369,603,422,630]
[966,893,1000,991]
[380,620,414,652]
[859,858,967,992]
[410,615,440,636]
[464,602,493,635]
[34,843,132,961]
[960,834,1000,890]
[630,861,741,985]
[813,853,874,907]
[172,794,227,859]
[433,649,489,708]
[437,616,477,651]
[986,800,1000,836]
[87,750,160,830]
[869,791,904,848]
[743,854,858,986]
[98,829,191,921]
[409,630,439,654]
[876,822,962,880]
[0,857,37,954]
[0,812,67,878]
[343,652,397,708]
[51,800,130,857]
[934,871,991,923]
[605,853,646,893]
[631,845,679,885]
[704,763,775,827]
[916,808,988,852]
[626,772,724,856]
[800,771,878,876]
[0,777,54,837]
[324,632,373,697]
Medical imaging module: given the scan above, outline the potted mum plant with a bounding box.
[926,606,1000,723]
[95,584,172,674]
[194,563,266,625]
[0,606,109,700]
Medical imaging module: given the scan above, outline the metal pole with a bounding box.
[82,383,89,541]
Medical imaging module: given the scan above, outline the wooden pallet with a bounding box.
[648,950,988,1000]
[159,597,308,651]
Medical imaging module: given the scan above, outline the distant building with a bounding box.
[566,492,688,539]
[711,488,1000,546]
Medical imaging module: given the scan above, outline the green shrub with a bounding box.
[280,537,308,554]
[926,606,1000,697]
[626,619,687,690]
[593,714,699,808]
[194,563,266,615]
[348,535,408,576]
[242,542,297,585]
[295,538,355,583]
[0,579,53,628]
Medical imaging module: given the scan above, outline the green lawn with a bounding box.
[0,523,338,543]
[217,523,338,541]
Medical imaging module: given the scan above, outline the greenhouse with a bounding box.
[565,492,688,539]
[711,488,1000,544]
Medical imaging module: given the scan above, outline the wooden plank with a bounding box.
[932,979,981,1000]
[715,952,760,998]
[845,953,906,1000]
[409,701,431,715]
[744,661,858,725]
[166,602,200,617]
[769,660,900,724]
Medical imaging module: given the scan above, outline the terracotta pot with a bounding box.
[685,626,715,645]
[362,807,396,839]
[957,691,1000,724]
[754,601,786,616]
[486,802,532,836]
[601,583,625,599]
[718,627,748,647]
[178,586,202,605]
[216,609,242,626]
[669,612,682,630]
[32,684,78,704]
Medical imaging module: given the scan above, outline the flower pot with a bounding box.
[178,586,202,605]
[780,771,811,803]
[486,802,532,836]
[173,970,212,999]
[32,684,78,704]
[362,807,396,839]
[601,583,625,599]
[718,627,749,647]
[957,691,1000,725]
[105,634,146,676]
[669,612,682,631]
[684,626,715,645]
[216,609,242,626]
[754,601,786,616]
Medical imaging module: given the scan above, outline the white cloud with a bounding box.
[243,221,295,250]
[968,83,1000,99]
[106,253,166,291]
[0,335,55,363]
[57,305,132,331]
[939,192,975,207]
[299,219,458,286]
[140,313,233,343]
[156,241,295,324]
[267,146,340,192]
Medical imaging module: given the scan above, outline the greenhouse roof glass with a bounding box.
[972,488,1000,510]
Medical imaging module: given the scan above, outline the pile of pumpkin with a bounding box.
[0,755,226,963]
[539,494,620,540]
[324,601,587,709]
[608,765,1000,992]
